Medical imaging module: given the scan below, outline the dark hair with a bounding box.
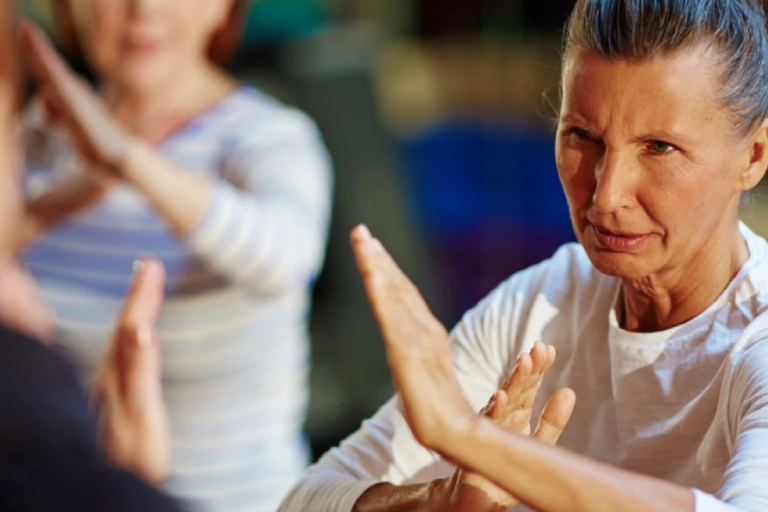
[563,0,768,135]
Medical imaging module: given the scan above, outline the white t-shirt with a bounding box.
[278,223,768,512]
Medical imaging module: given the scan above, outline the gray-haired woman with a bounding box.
[279,0,768,511]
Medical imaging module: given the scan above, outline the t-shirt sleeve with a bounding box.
[694,334,768,511]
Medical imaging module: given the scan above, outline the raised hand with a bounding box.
[92,259,170,485]
[449,343,575,511]
[351,225,575,511]
[351,225,471,444]
[19,21,134,173]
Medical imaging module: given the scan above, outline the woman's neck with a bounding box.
[620,221,749,333]
[101,61,236,141]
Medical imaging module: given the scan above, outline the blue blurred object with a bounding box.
[399,119,572,236]
[398,119,576,322]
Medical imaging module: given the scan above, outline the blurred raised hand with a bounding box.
[92,258,170,485]
[20,21,135,174]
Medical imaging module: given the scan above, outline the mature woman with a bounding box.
[279,0,768,511]
[17,1,333,511]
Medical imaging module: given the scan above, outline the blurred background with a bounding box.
[19,0,768,461]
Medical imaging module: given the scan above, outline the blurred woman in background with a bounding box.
[17,1,333,511]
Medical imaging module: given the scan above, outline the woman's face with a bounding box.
[556,48,767,281]
[71,0,233,91]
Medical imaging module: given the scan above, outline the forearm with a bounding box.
[352,482,443,512]
[450,419,694,512]
[121,141,212,237]
[353,475,511,512]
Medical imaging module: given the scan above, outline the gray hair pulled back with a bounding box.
[563,0,768,135]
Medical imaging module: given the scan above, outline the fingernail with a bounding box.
[356,224,371,239]
[132,259,144,279]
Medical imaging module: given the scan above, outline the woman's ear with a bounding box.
[741,119,768,192]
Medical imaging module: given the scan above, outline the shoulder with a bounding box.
[218,86,325,147]
[730,224,768,322]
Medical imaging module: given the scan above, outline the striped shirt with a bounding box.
[22,86,333,512]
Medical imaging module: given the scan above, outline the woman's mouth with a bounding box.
[591,225,651,253]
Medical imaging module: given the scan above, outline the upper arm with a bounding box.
[719,336,768,510]
[222,108,333,230]
[184,104,334,293]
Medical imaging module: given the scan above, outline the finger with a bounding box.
[350,224,377,278]
[20,21,93,140]
[500,352,533,393]
[545,344,557,373]
[39,84,67,126]
[529,342,548,375]
[351,225,430,315]
[532,387,576,444]
[488,390,508,421]
[367,234,422,303]
[118,258,165,331]
[114,259,165,406]
[19,21,74,94]
[352,225,440,341]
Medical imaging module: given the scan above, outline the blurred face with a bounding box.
[555,48,764,280]
[70,0,233,91]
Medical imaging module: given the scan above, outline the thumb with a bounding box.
[532,387,576,445]
[120,258,165,328]
[114,258,165,405]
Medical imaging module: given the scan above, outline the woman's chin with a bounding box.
[585,249,652,280]
[109,61,177,93]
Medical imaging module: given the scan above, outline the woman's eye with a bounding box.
[570,128,597,142]
[647,140,675,154]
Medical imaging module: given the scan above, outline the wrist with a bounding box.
[437,473,509,512]
[119,139,153,185]
[427,477,454,512]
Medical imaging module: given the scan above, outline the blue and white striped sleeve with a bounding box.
[185,108,333,294]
